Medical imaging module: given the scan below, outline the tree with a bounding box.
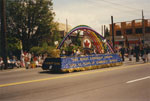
[7,0,57,51]
[104,27,110,38]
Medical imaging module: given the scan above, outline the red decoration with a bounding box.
[84,40,90,48]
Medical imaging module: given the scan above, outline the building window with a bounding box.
[116,30,122,36]
[135,28,143,34]
[145,27,150,33]
[126,29,132,35]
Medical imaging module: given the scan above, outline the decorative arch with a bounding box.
[57,25,114,54]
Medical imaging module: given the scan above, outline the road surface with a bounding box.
[0,62,150,101]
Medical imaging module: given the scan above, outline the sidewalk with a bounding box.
[0,66,41,72]
[123,56,149,66]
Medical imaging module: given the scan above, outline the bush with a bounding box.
[30,43,56,56]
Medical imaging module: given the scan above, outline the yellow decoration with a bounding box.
[50,49,60,58]
[60,62,123,73]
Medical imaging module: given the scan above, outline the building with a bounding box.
[109,19,150,47]
[57,23,72,37]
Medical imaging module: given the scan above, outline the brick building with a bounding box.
[109,19,150,47]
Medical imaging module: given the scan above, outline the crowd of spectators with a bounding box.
[118,44,150,63]
[0,52,47,70]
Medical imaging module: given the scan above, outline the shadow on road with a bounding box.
[39,70,66,75]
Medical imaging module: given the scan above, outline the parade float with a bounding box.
[42,25,122,73]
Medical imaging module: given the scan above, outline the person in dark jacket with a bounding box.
[140,46,145,61]
[134,44,140,62]
[120,46,125,61]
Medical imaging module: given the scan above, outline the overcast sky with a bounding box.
[53,0,150,32]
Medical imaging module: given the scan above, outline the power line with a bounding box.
[87,0,142,17]
[99,0,141,11]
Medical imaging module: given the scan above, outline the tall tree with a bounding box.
[7,0,56,51]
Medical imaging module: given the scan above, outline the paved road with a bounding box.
[0,60,150,101]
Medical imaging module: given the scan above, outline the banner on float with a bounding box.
[42,54,122,70]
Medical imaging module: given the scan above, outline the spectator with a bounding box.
[0,57,4,70]
[7,57,13,69]
[34,56,38,67]
[38,54,43,67]
[134,44,140,62]
[128,46,133,61]
[20,52,25,67]
[143,44,149,63]
[12,56,21,68]
[24,53,30,69]
[120,46,125,61]
[140,45,145,61]
[15,59,21,68]
[11,56,17,68]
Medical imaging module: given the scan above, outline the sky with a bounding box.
[53,0,150,33]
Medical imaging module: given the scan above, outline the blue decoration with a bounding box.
[42,54,122,72]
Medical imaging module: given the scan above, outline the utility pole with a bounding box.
[111,16,115,49]
[66,19,68,33]
[101,25,103,37]
[142,10,145,44]
[104,25,106,37]
[0,0,8,69]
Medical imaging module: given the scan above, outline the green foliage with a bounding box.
[6,0,57,51]
[5,37,22,57]
[7,37,21,51]
[30,42,55,55]
[71,31,81,48]
[65,45,73,52]
[75,32,81,46]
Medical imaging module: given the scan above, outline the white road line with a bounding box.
[126,76,150,84]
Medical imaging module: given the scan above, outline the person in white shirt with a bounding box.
[0,57,4,70]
